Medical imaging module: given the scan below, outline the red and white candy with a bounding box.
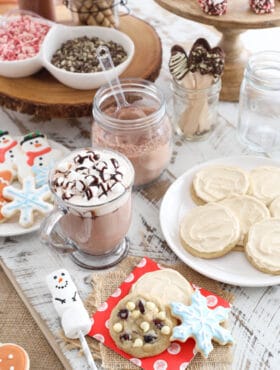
[198,0,227,16]
[0,15,50,61]
[250,0,275,14]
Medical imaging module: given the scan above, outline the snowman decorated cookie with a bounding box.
[0,129,63,227]
[20,131,62,187]
[0,130,32,180]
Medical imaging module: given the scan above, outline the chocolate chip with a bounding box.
[118,309,129,320]
[138,300,145,314]
[153,319,164,329]
[120,333,131,341]
[143,334,157,343]
[51,36,127,73]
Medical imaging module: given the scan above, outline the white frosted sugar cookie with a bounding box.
[249,166,280,205]
[220,195,270,247]
[192,165,249,203]
[180,203,240,258]
[245,218,280,275]
[131,269,193,306]
[269,196,280,218]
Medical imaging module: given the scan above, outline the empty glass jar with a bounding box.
[238,51,280,153]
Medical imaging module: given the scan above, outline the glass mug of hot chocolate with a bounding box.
[40,147,134,269]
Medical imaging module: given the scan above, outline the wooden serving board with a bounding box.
[0,12,162,119]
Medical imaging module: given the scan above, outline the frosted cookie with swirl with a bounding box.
[220,195,270,247]
[249,166,280,205]
[269,196,280,217]
[131,269,193,306]
[180,203,240,258]
[109,293,175,358]
[192,165,250,204]
[245,218,280,275]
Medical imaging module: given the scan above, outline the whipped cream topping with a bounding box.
[193,165,249,203]
[51,148,134,206]
[180,203,240,254]
[131,269,193,306]
[269,196,280,218]
[249,166,280,205]
[220,195,270,246]
[246,218,280,273]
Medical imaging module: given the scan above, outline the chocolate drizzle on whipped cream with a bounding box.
[52,149,128,204]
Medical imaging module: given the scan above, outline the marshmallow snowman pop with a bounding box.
[46,269,97,370]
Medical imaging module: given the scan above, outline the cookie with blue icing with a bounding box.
[170,290,233,358]
[2,176,53,227]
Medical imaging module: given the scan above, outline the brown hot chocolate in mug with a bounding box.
[40,147,134,269]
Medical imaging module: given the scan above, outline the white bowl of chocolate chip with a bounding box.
[41,24,134,90]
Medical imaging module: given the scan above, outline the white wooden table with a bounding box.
[0,1,280,369]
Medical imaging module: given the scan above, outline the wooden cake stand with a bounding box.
[155,0,280,101]
[0,5,162,119]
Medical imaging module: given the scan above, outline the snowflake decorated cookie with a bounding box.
[2,176,53,227]
[170,290,233,358]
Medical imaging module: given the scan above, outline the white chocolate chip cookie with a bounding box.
[109,293,175,358]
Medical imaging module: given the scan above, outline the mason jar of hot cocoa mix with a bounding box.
[92,78,172,187]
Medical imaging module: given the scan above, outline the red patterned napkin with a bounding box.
[88,257,230,370]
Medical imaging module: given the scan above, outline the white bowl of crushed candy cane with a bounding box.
[40,25,135,90]
[0,10,53,78]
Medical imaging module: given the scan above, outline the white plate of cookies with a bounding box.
[160,156,280,287]
[0,131,69,237]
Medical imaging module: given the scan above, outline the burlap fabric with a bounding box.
[0,266,64,370]
[64,256,234,370]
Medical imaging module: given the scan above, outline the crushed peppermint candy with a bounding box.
[250,0,275,14]
[198,0,227,16]
[0,15,50,61]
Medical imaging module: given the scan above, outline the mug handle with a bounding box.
[40,208,77,254]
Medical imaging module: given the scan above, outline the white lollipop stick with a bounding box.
[78,330,98,370]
